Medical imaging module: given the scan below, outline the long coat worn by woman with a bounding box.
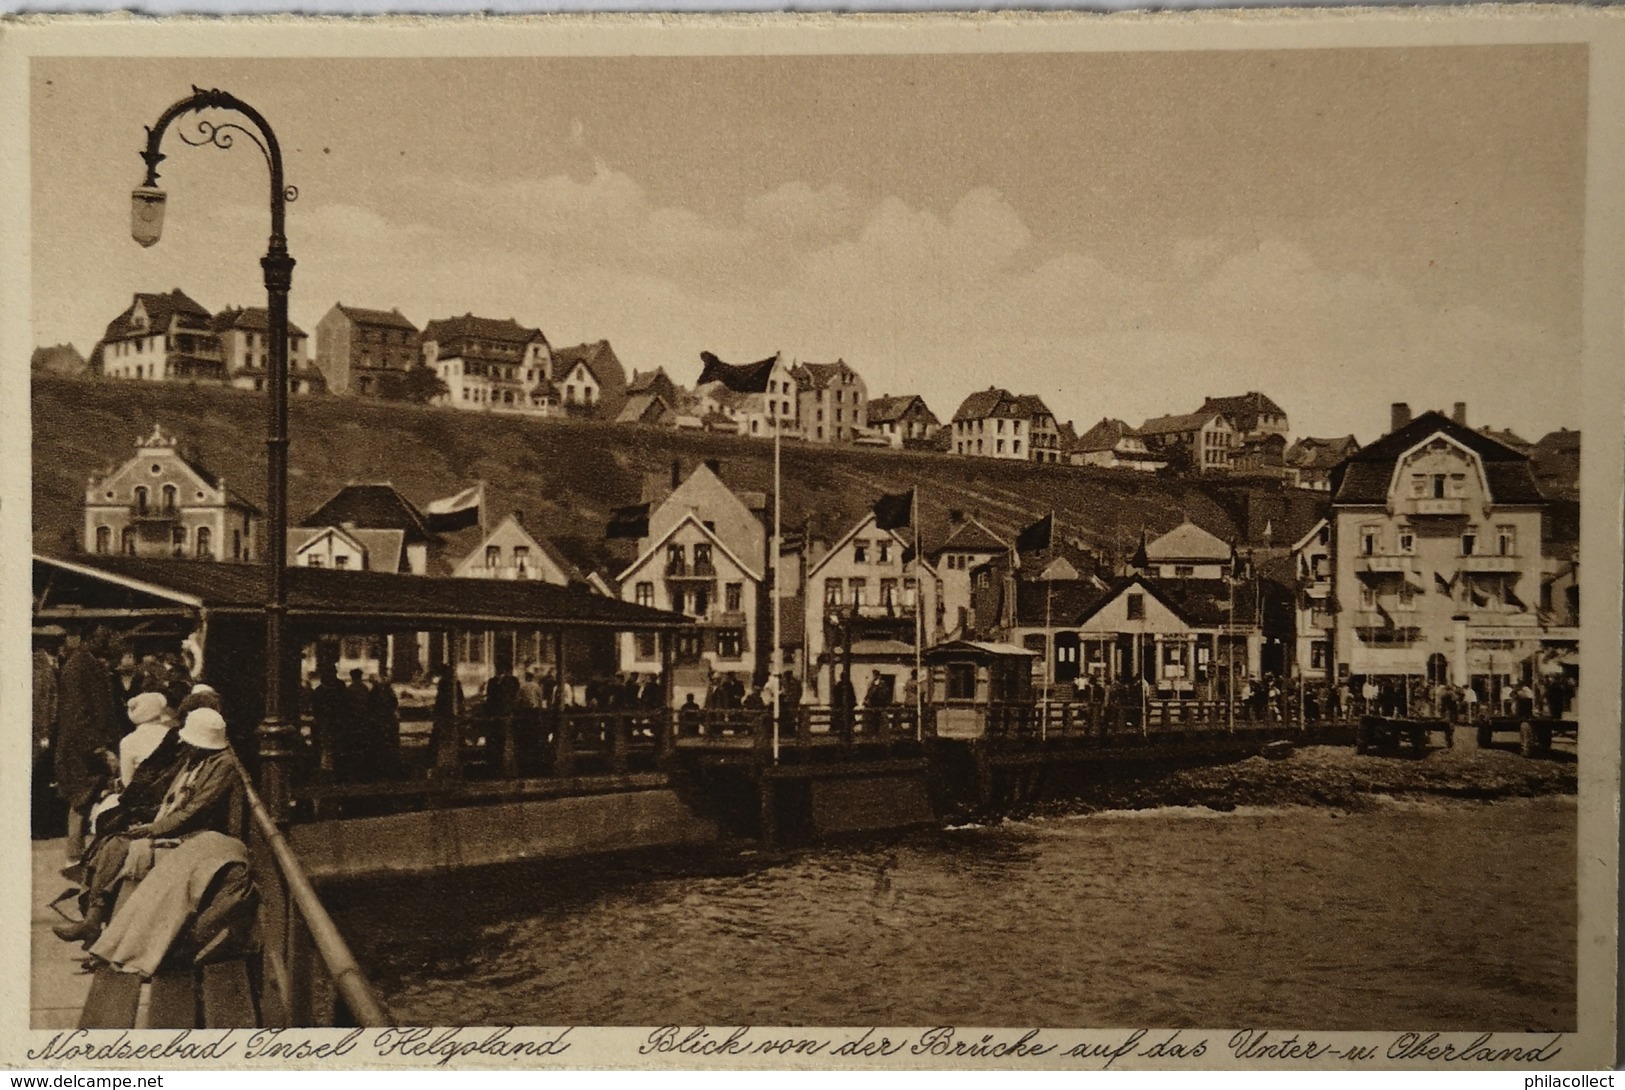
[54,646,117,807]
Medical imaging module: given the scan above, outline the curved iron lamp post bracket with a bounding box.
[137,86,298,821]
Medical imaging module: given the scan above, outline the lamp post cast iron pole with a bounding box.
[133,87,298,820]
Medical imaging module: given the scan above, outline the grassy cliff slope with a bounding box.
[32,375,1324,577]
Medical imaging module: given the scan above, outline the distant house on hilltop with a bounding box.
[693,351,798,439]
[32,343,87,376]
[791,359,868,444]
[949,387,1060,462]
[552,339,627,418]
[866,394,941,449]
[83,423,260,562]
[1138,410,1236,474]
[1530,427,1580,500]
[1068,417,1164,472]
[213,306,323,395]
[617,392,677,427]
[1285,435,1360,491]
[90,289,223,384]
[627,367,681,410]
[421,313,557,416]
[314,303,421,397]
[1199,392,1288,442]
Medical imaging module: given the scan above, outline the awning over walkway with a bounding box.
[34,554,692,631]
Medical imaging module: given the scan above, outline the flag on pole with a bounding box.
[1434,570,1457,595]
[424,482,483,533]
[1229,543,1246,580]
[1015,512,1054,554]
[873,490,915,531]
[605,502,651,540]
[1130,530,1150,571]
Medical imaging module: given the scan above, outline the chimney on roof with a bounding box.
[670,460,682,489]
[704,459,722,477]
[948,508,965,525]
[512,509,524,526]
[1390,402,1412,433]
[1452,402,1467,426]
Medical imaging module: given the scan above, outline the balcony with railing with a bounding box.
[1407,497,1467,517]
[1460,553,1520,573]
[665,560,718,580]
[1354,553,1416,574]
[129,502,181,523]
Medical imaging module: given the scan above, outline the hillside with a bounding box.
[32,375,1327,577]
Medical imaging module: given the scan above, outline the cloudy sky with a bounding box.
[31,46,1585,442]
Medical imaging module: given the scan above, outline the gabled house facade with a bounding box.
[930,514,1010,637]
[1068,418,1165,471]
[802,511,942,702]
[792,360,868,444]
[422,314,556,415]
[950,387,1053,461]
[90,290,224,384]
[618,513,764,705]
[214,306,323,395]
[553,340,623,416]
[451,513,579,584]
[287,525,406,572]
[84,424,260,562]
[1138,520,1233,580]
[1329,406,1554,692]
[313,303,421,397]
[865,394,941,449]
[1138,411,1237,474]
[297,483,440,576]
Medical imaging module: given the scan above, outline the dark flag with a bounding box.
[1504,581,1527,611]
[1130,530,1150,571]
[873,490,915,531]
[1229,544,1246,580]
[1015,512,1053,554]
[605,502,651,540]
[901,543,917,566]
[1434,570,1457,595]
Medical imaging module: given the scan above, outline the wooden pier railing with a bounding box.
[234,755,392,1027]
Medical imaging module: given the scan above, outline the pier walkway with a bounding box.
[32,839,95,1030]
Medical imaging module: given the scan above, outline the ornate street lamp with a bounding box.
[133,87,298,819]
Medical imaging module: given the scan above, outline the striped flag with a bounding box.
[424,482,483,532]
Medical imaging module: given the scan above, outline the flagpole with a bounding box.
[1228,550,1236,733]
[771,410,782,764]
[1042,579,1052,741]
[913,487,924,742]
[478,478,487,540]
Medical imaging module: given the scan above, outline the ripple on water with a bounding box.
[341,796,1576,1030]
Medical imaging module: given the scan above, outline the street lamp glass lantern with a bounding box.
[130,186,167,247]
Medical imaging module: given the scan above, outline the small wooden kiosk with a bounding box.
[923,639,1037,739]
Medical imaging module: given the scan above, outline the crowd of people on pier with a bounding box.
[33,629,256,980]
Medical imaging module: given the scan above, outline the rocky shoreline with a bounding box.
[1019,743,1578,818]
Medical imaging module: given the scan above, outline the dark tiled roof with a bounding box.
[1015,579,1107,625]
[211,307,308,337]
[299,483,438,543]
[1201,391,1287,424]
[1139,411,1223,436]
[334,304,419,331]
[697,351,779,394]
[1332,410,1544,506]
[101,289,213,343]
[1014,394,1054,420]
[1285,435,1360,470]
[422,314,545,351]
[791,360,855,391]
[554,340,616,386]
[952,387,1022,422]
[934,517,1009,556]
[36,554,691,630]
[627,367,675,396]
[1074,417,1136,452]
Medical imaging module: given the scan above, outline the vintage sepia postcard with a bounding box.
[0,7,1620,1072]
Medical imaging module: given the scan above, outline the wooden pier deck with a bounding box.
[31,838,97,1029]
